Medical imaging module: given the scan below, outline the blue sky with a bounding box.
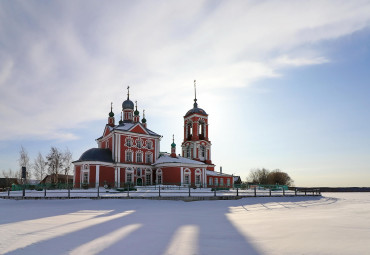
[1,0,370,186]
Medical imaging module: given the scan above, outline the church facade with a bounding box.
[73,84,233,188]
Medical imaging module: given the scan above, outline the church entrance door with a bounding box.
[137,178,142,186]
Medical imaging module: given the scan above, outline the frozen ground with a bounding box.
[0,193,369,255]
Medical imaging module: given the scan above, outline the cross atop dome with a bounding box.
[193,80,198,108]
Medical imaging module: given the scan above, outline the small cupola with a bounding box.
[141,109,147,128]
[170,135,177,158]
[108,102,115,127]
[119,112,123,125]
[122,86,134,123]
[133,101,140,123]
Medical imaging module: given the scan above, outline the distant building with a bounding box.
[0,178,18,191]
[73,82,233,188]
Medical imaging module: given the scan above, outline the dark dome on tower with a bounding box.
[185,106,207,117]
[122,99,134,110]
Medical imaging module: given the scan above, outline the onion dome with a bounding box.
[171,135,176,148]
[142,109,147,123]
[109,102,114,117]
[134,101,139,116]
[122,86,134,110]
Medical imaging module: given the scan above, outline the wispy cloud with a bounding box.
[1,0,370,141]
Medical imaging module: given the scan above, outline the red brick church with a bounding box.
[73,82,233,188]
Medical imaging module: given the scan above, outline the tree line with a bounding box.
[1,146,73,184]
[247,168,293,186]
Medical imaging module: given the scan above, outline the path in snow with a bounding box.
[0,193,369,255]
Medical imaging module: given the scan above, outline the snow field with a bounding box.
[0,193,369,254]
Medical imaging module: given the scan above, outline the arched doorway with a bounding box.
[136,178,142,186]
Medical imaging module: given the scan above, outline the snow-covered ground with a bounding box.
[0,193,369,255]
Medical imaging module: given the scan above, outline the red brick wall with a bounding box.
[74,166,81,188]
[161,167,181,184]
[100,166,115,186]
[89,166,96,186]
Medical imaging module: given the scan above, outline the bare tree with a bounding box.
[62,148,73,184]
[247,168,270,184]
[46,147,64,184]
[267,169,294,186]
[33,152,47,181]
[18,146,32,182]
[247,168,294,186]
[1,168,17,178]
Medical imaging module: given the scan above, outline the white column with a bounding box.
[114,167,118,187]
[73,165,76,187]
[117,167,120,187]
[112,133,115,161]
[202,168,206,187]
[96,165,100,188]
[180,167,184,185]
[118,135,121,162]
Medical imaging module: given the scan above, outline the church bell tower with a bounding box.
[181,80,212,164]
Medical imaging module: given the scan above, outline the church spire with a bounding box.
[127,85,130,100]
[193,80,198,108]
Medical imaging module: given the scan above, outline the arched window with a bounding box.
[187,122,193,140]
[157,169,162,184]
[136,151,143,163]
[186,146,191,158]
[126,167,133,184]
[146,152,153,164]
[184,169,191,185]
[145,169,151,186]
[199,120,205,139]
[200,145,206,158]
[195,169,201,186]
[126,150,133,162]
[137,168,141,177]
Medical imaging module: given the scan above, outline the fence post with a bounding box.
[214,188,216,197]
[44,187,46,198]
[305,190,307,196]
[254,187,257,197]
[97,186,100,198]
[22,186,25,198]
[68,188,70,199]
[8,188,10,198]
[188,186,191,197]
[295,188,297,196]
[236,187,239,197]
[269,189,272,197]
[283,188,285,196]
[159,186,161,197]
